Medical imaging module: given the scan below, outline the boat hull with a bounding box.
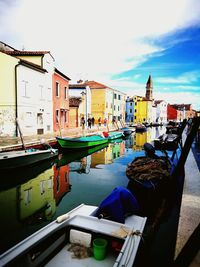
[0,149,58,171]
[56,135,108,149]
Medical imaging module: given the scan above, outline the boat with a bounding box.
[56,135,109,149]
[126,117,200,213]
[0,189,147,267]
[0,147,58,171]
[103,131,124,141]
[120,127,134,136]
[135,123,147,133]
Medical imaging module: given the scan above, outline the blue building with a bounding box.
[125,96,135,123]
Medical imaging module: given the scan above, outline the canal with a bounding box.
[0,127,166,255]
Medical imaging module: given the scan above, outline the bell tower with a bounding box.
[145,75,153,100]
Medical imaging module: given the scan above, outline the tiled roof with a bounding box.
[154,100,163,104]
[69,84,87,89]
[55,68,70,81]
[146,75,153,88]
[171,104,191,111]
[4,50,50,56]
[69,97,82,107]
[19,58,47,72]
[84,80,109,89]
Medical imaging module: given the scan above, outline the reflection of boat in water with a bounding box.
[56,143,108,168]
[0,157,57,190]
[0,188,146,267]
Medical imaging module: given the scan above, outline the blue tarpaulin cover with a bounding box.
[94,187,140,223]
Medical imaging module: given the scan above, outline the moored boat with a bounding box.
[120,127,134,136]
[0,147,58,171]
[135,124,147,133]
[0,201,147,267]
[56,135,109,149]
[103,131,124,141]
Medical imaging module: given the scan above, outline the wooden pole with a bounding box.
[16,118,26,150]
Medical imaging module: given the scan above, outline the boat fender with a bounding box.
[56,214,70,223]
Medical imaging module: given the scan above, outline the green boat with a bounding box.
[56,134,109,149]
[108,131,124,140]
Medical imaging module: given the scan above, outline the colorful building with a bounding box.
[134,96,152,124]
[69,83,91,126]
[0,42,55,136]
[125,96,135,123]
[53,68,70,133]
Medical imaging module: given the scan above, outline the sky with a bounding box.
[0,0,200,110]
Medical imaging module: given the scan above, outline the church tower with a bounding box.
[145,75,153,100]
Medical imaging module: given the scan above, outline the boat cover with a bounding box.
[94,187,139,223]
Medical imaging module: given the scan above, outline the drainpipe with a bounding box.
[15,63,20,137]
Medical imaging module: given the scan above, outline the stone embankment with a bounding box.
[0,125,117,152]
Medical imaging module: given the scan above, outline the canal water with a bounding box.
[0,127,166,254]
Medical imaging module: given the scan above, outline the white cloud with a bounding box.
[155,71,200,84]
[1,0,200,110]
[1,0,200,82]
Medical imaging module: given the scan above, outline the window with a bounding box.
[135,109,137,112]
[114,105,116,111]
[39,85,44,100]
[64,86,67,99]
[118,95,121,100]
[24,188,32,205]
[130,103,132,106]
[130,109,132,113]
[118,106,120,111]
[47,87,51,101]
[21,80,29,97]
[114,93,117,99]
[40,181,45,195]
[64,110,68,123]
[56,110,59,123]
[56,82,60,97]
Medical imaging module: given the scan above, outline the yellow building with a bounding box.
[85,81,113,124]
[134,95,152,124]
[0,51,19,135]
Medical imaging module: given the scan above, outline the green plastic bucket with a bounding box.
[93,238,108,260]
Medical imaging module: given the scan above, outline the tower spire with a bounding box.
[145,75,153,100]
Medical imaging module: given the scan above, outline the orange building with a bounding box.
[53,68,70,132]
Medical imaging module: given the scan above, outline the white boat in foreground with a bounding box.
[0,203,146,267]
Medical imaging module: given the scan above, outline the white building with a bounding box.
[154,100,168,124]
[69,84,91,126]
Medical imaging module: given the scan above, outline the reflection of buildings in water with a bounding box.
[91,141,125,166]
[150,126,166,140]
[133,132,150,151]
[18,167,56,223]
[53,164,71,205]
[69,156,91,174]
[125,134,135,149]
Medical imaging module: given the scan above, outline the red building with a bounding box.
[53,68,70,132]
[167,104,178,121]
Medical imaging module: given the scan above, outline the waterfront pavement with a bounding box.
[174,140,200,266]
[0,125,114,151]
[0,126,199,266]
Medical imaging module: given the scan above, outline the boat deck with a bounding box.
[46,244,116,267]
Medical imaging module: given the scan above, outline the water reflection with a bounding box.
[0,127,165,254]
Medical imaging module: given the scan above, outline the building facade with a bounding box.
[53,68,70,133]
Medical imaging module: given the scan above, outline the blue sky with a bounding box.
[0,0,200,110]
